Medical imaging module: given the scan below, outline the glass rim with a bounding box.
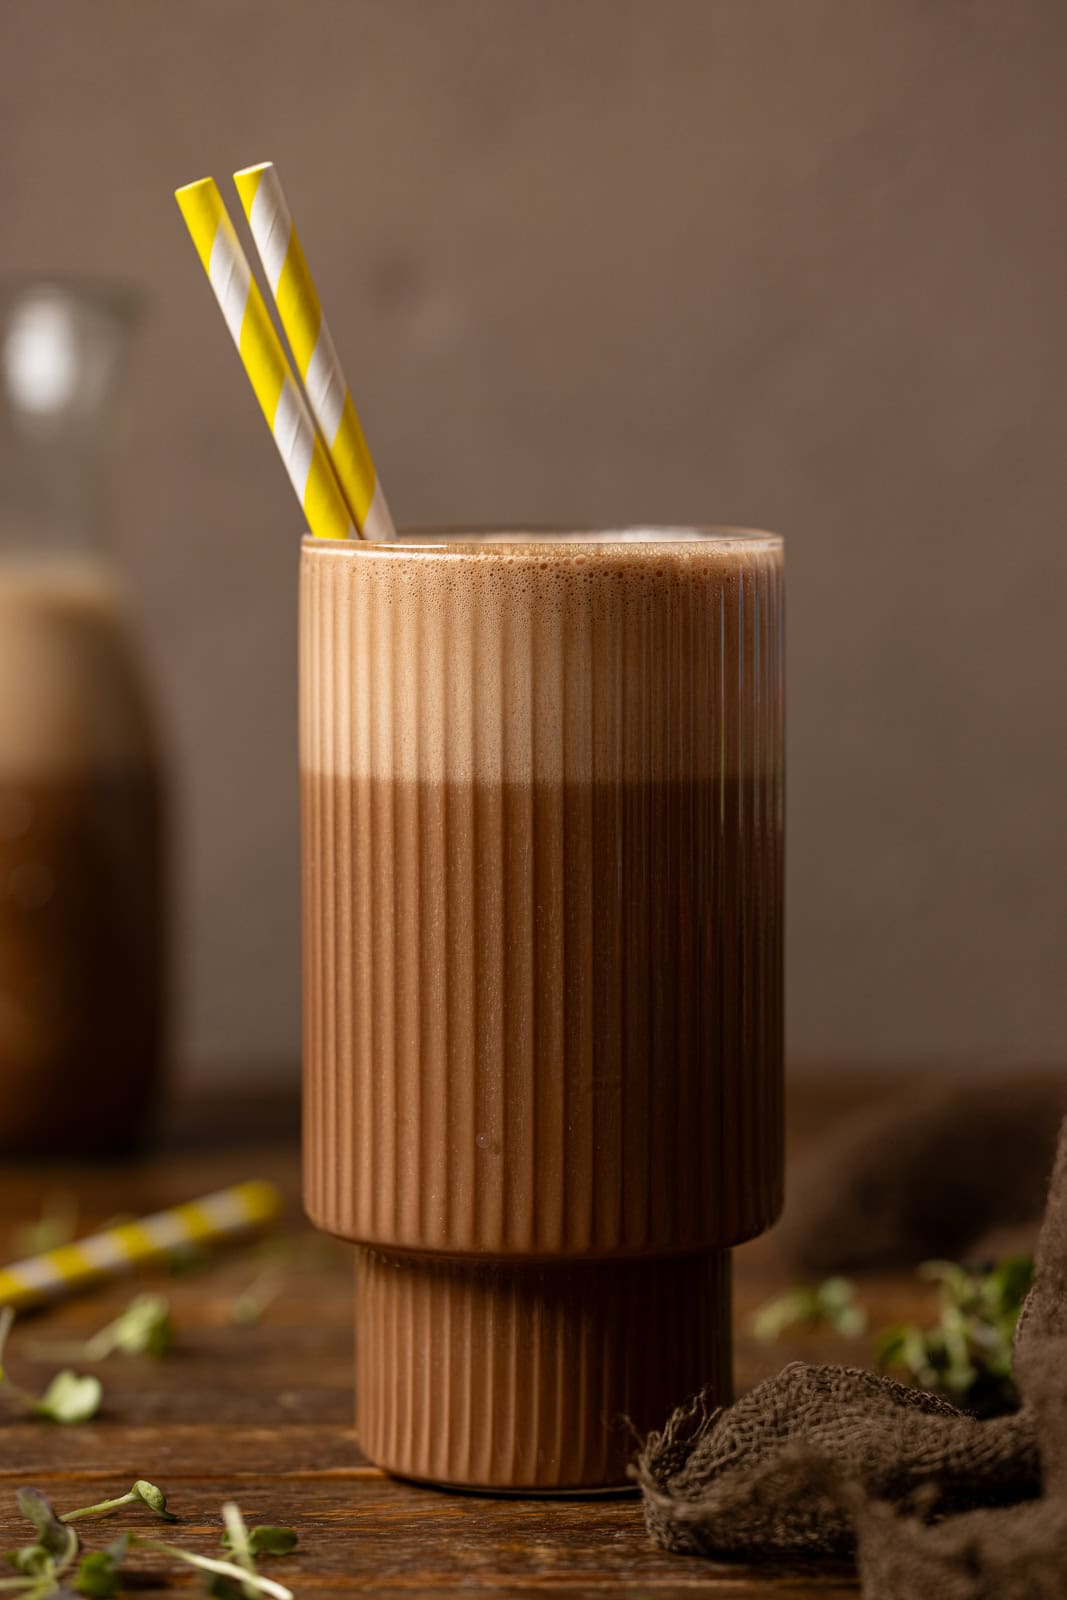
[302,523,783,554]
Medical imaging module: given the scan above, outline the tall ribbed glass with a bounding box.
[300,528,784,1489]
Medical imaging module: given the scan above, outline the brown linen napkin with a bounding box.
[636,1108,1067,1597]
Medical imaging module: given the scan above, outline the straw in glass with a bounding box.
[233,161,395,543]
[175,177,356,541]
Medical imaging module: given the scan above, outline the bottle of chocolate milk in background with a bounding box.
[0,284,166,1154]
[0,560,165,1154]
[301,528,784,1490]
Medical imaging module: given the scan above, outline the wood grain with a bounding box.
[0,1076,939,1596]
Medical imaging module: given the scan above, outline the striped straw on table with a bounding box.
[175,177,357,542]
[233,161,395,544]
[0,1179,282,1312]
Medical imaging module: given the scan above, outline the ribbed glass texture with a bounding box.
[301,530,784,1260]
[354,1246,731,1489]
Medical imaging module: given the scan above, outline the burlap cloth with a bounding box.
[636,1100,1067,1597]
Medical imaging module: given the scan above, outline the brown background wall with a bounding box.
[2,1,1065,1080]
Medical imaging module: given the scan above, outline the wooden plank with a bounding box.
[0,1423,371,1478]
[0,1073,934,1597]
[0,1470,858,1596]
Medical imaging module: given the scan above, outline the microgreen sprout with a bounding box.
[754,1255,1034,1414]
[0,1489,80,1600]
[752,1276,867,1342]
[129,1532,294,1600]
[15,1491,78,1571]
[59,1481,175,1525]
[0,1310,101,1425]
[74,1533,128,1598]
[226,1269,283,1328]
[236,1530,298,1558]
[84,1294,173,1360]
[33,1295,174,1366]
[1,1486,294,1600]
[876,1254,1032,1411]
[219,1503,257,1599]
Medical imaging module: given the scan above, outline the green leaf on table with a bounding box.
[130,1480,176,1521]
[16,1489,59,1539]
[75,1552,121,1598]
[0,1309,102,1426]
[130,1536,293,1600]
[8,1542,56,1577]
[247,1529,297,1558]
[986,1254,1035,1311]
[875,1321,930,1376]
[753,1277,867,1341]
[74,1535,128,1598]
[222,1528,297,1558]
[34,1371,102,1424]
[219,1502,259,1600]
[752,1286,818,1341]
[2,1494,288,1600]
[204,1577,247,1600]
[84,1294,174,1361]
[14,1487,79,1572]
[876,1254,1033,1410]
[226,1270,283,1328]
[814,1276,868,1336]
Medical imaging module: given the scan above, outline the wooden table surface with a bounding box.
[0,1074,938,1598]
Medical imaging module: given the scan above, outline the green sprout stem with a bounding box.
[0,1309,101,1424]
[60,1481,175,1525]
[31,1295,173,1365]
[131,1537,293,1600]
[0,1580,59,1600]
[60,1491,139,1524]
[221,1502,259,1600]
[1,1483,294,1600]
[227,1268,283,1327]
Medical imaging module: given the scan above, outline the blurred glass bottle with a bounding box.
[0,282,166,1156]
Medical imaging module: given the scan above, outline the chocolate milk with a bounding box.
[0,562,165,1153]
[301,531,784,1488]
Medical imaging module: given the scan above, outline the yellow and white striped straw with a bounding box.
[175,177,356,542]
[0,1179,281,1312]
[233,162,395,544]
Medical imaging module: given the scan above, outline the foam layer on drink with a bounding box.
[0,560,157,780]
[301,533,783,786]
